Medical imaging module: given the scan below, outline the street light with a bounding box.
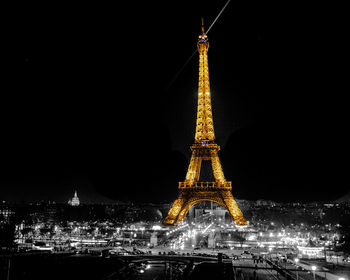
[294,258,299,280]
[268,247,273,260]
[311,265,317,280]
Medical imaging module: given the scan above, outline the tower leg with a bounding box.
[211,152,226,183]
[185,154,201,182]
[221,191,248,226]
[163,197,188,226]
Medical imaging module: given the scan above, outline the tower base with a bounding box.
[163,184,247,226]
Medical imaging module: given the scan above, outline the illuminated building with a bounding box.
[195,208,227,220]
[163,19,247,226]
[0,202,15,224]
[68,190,80,206]
[297,239,325,259]
[150,232,158,246]
[297,245,325,259]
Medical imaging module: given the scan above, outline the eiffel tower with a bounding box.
[163,20,248,226]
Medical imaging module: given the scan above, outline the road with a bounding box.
[137,261,166,280]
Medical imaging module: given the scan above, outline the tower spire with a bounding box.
[195,18,214,143]
[201,17,205,35]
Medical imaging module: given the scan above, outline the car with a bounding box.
[241,252,252,259]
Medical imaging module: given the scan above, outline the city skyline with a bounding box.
[1,184,350,205]
[2,1,348,204]
[2,4,350,279]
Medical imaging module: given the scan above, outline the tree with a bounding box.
[0,224,15,249]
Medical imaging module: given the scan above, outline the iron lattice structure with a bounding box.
[163,21,248,226]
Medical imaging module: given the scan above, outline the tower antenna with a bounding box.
[201,17,205,34]
[166,0,232,91]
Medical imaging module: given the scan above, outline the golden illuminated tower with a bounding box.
[163,19,247,226]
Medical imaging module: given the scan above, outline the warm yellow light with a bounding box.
[162,22,247,227]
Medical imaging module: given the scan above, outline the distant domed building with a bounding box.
[68,190,80,206]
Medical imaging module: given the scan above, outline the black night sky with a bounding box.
[2,1,348,203]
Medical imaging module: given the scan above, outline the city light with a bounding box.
[152,225,162,230]
[1,9,350,280]
[311,265,317,280]
[3,198,350,278]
